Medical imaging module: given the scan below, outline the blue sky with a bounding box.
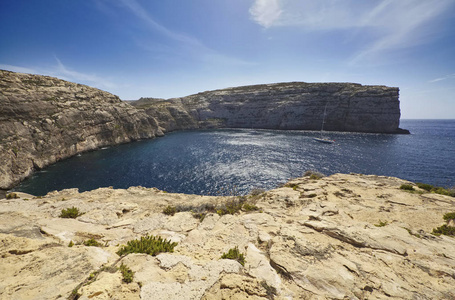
[1,0,454,119]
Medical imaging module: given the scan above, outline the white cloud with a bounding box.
[116,0,254,67]
[53,57,115,89]
[249,0,283,28]
[0,64,38,74]
[249,0,454,63]
[429,73,455,83]
[0,59,115,90]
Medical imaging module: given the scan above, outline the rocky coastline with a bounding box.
[1,70,409,191]
[131,82,409,134]
[0,70,163,190]
[1,173,454,299]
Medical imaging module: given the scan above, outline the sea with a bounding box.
[13,119,455,196]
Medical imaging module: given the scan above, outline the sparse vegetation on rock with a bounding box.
[83,239,102,247]
[400,184,414,191]
[116,235,177,256]
[6,192,19,199]
[119,263,134,283]
[304,170,325,180]
[432,212,455,237]
[220,246,245,266]
[59,206,83,218]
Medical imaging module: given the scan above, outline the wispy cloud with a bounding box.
[0,59,115,90]
[429,73,455,83]
[249,0,282,29]
[53,56,116,89]
[116,0,254,67]
[249,0,454,63]
[0,64,38,74]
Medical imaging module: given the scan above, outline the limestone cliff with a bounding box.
[1,174,454,299]
[0,70,163,189]
[132,82,407,134]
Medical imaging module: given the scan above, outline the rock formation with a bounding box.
[1,173,454,299]
[0,70,163,190]
[132,82,408,134]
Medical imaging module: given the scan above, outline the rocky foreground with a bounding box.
[1,173,454,300]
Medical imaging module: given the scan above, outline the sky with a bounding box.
[1,0,454,119]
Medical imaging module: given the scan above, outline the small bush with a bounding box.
[416,182,434,191]
[304,170,324,180]
[374,220,388,227]
[163,205,177,216]
[119,263,134,283]
[443,212,455,222]
[400,184,414,191]
[83,239,102,247]
[117,235,177,256]
[416,183,454,197]
[6,192,19,199]
[217,198,245,216]
[68,241,74,247]
[249,188,265,197]
[220,246,245,266]
[432,225,455,236]
[433,187,455,197]
[242,203,260,212]
[59,206,83,218]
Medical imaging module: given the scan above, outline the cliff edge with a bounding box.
[1,174,454,299]
[132,82,408,134]
[0,70,163,189]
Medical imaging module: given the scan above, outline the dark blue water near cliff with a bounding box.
[14,119,455,196]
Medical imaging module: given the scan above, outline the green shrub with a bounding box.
[374,220,388,227]
[116,235,177,256]
[416,183,455,197]
[119,263,134,283]
[59,206,83,218]
[400,184,414,191]
[443,212,455,222]
[432,225,455,236]
[68,240,74,247]
[217,198,245,216]
[220,246,245,266]
[242,203,260,212]
[83,239,102,247]
[163,205,177,216]
[433,187,455,197]
[416,182,434,191]
[6,192,19,199]
[304,170,324,180]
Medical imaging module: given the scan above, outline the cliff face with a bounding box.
[132,82,406,134]
[0,70,163,189]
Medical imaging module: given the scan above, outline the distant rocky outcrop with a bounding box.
[131,82,408,134]
[0,70,163,189]
[1,174,454,299]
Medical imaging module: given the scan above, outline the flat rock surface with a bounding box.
[1,173,454,299]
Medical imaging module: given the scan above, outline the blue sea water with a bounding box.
[14,119,455,196]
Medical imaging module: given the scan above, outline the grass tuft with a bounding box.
[119,263,134,283]
[163,205,177,216]
[83,239,103,247]
[374,220,388,227]
[116,235,177,256]
[220,246,245,266]
[59,206,83,218]
[400,184,414,191]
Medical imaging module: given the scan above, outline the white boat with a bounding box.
[314,102,334,144]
